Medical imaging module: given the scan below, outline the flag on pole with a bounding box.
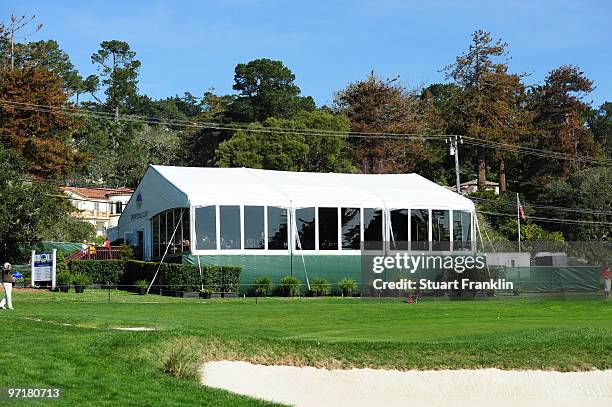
[517,197,527,220]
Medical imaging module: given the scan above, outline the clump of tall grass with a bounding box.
[157,337,202,380]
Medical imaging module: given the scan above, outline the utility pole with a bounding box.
[446,136,463,195]
[517,193,522,253]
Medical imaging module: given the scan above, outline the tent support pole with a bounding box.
[475,214,492,279]
[197,253,203,291]
[147,208,184,294]
[289,208,293,277]
[292,207,310,291]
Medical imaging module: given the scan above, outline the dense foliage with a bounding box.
[0,146,93,261]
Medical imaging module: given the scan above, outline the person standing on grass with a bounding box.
[1,262,14,310]
[602,265,611,299]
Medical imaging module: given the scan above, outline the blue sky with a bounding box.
[3,0,611,107]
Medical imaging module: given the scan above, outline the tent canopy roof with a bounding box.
[150,165,475,211]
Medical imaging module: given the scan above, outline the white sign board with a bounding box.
[31,249,57,289]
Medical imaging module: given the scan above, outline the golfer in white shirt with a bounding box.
[1,262,14,310]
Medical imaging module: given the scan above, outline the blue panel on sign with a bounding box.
[34,261,52,267]
[12,272,23,279]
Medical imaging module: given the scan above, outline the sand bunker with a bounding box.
[201,361,612,407]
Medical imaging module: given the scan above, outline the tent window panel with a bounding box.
[341,208,361,250]
[318,207,338,250]
[182,210,190,251]
[159,211,167,250]
[268,207,288,250]
[390,209,409,250]
[244,206,265,249]
[296,207,316,250]
[166,210,175,251]
[432,210,451,251]
[220,205,241,250]
[363,208,383,250]
[152,215,160,258]
[453,210,472,251]
[172,209,183,249]
[411,209,429,251]
[195,206,217,250]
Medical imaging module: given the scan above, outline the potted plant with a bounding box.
[73,274,90,294]
[135,279,149,295]
[199,288,213,299]
[254,277,272,297]
[56,271,73,293]
[279,275,301,297]
[311,277,331,297]
[338,278,357,297]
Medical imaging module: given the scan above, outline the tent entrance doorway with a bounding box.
[136,230,144,259]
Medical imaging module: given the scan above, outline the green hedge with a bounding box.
[123,261,241,293]
[66,260,241,292]
[121,260,156,285]
[69,260,124,285]
[157,263,200,292]
[201,265,241,293]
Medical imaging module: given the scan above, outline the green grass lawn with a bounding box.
[0,289,611,406]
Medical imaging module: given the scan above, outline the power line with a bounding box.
[462,139,609,165]
[470,196,612,216]
[477,210,612,226]
[1,99,611,165]
[0,99,447,139]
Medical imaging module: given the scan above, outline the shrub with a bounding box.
[56,271,73,286]
[220,266,241,292]
[69,260,124,286]
[201,265,241,292]
[135,279,149,289]
[158,263,200,292]
[55,251,69,275]
[279,275,301,297]
[72,274,91,286]
[122,260,154,285]
[119,245,134,260]
[338,278,357,296]
[311,277,331,296]
[254,277,272,296]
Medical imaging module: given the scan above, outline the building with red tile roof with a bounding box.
[62,186,134,237]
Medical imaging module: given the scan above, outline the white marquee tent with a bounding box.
[118,165,476,261]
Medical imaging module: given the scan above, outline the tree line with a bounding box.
[0,15,610,260]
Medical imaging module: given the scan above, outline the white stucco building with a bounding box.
[62,186,134,237]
